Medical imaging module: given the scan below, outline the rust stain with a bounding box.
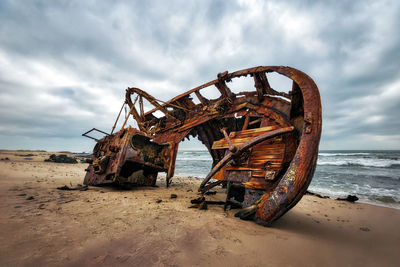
[82,66,322,225]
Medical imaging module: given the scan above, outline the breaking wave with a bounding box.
[319,152,371,157]
[317,157,400,168]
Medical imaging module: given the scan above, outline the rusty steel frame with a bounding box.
[82,66,322,226]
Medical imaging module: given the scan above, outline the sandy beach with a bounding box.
[0,150,399,267]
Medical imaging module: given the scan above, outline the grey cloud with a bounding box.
[0,0,399,151]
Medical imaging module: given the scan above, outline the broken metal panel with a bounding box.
[84,127,170,186]
[82,66,322,226]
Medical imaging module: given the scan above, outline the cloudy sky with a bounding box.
[0,0,399,152]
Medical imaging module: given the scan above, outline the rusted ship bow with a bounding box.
[83,66,322,226]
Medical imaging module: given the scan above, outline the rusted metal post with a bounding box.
[120,96,138,131]
[111,101,126,134]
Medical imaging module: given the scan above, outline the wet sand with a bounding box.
[0,150,399,266]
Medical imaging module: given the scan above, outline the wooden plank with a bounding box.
[226,167,262,171]
[252,151,285,154]
[215,125,287,183]
[252,171,266,178]
[212,136,283,149]
[251,152,284,156]
[212,126,282,149]
[249,165,282,169]
[249,166,282,170]
[251,149,284,153]
[250,162,283,166]
[248,141,285,174]
[250,157,284,161]
[252,142,285,147]
[252,145,285,152]
[252,143,285,148]
[229,125,280,138]
[251,154,284,159]
[226,163,282,170]
[250,156,284,160]
[248,154,284,159]
[250,163,283,166]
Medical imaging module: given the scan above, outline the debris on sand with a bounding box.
[57,184,88,191]
[45,154,78,164]
[170,194,177,199]
[306,191,359,203]
[337,195,359,202]
[199,202,208,210]
[190,196,205,205]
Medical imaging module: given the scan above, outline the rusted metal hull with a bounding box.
[83,66,322,225]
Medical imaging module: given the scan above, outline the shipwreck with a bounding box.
[82,66,322,226]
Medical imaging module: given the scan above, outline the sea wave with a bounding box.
[176,157,212,161]
[368,195,399,204]
[178,151,400,168]
[175,150,400,209]
[177,152,400,167]
[308,186,400,205]
[319,152,371,157]
[317,158,400,168]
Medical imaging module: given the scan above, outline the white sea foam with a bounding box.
[319,152,371,157]
[176,156,212,161]
[317,157,400,168]
[307,187,350,198]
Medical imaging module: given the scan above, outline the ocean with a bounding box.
[174,150,400,209]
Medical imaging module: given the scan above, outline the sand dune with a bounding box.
[0,150,399,266]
